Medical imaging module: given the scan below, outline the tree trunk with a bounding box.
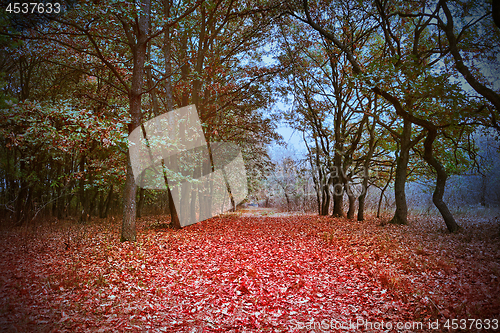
[377,160,394,218]
[54,161,65,219]
[162,0,181,229]
[190,185,198,220]
[168,186,181,227]
[100,185,113,218]
[358,187,367,221]
[88,188,99,220]
[121,0,150,242]
[15,159,28,226]
[136,187,145,218]
[493,0,500,29]
[51,184,57,217]
[78,155,87,223]
[331,148,344,217]
[303,183,307,212]
[389,119,411,225]
[320,181,330,215]
[121,157,137,242]
[284,190,291,211]
[331,136,344,217]
[57,184,65,219]
[345,183,356,219]
[315,186,321,215]
[423,130,460,232]
[331,178,344,217]
[306,137,323,215]
[358,117,376,221]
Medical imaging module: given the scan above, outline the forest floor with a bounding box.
[0,210,499,332]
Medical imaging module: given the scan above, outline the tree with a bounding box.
[437,0,500,133]
[276,17,375,218]
[357,97,377,221]
[1,0,282,233]
[284,0,488,232]
[156,0,280,221]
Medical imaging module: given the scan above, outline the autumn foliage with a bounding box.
[0,212,498,332]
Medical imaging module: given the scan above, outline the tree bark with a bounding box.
[422,129,460,232]
[345,183,356,219]
[136,187,145,218]
[377,164,394,218]
[121,156,137,242]
[389,119,411,225]
[100,185,113,218]
[357,185,367,221]
[331,84,345,218]
[121,0,150,242]
[331,184,344,217]
[162,0,181,229]
[79,155,89,223]
[88,187,98,220]
[331,154,344,217]
[167,183,180,227]
[321,182,331,215]
[284,190,291,211]
[358,117,376,221]
[15,159,28,226]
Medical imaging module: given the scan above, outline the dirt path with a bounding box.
[232,207,306,217]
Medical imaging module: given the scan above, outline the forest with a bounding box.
[0,0,499,331]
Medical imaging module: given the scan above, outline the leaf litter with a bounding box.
[0,213,498,332]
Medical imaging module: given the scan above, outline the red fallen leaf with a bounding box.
[59,311,70,323]
[236,283,251,295]
[290,279,305,290]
